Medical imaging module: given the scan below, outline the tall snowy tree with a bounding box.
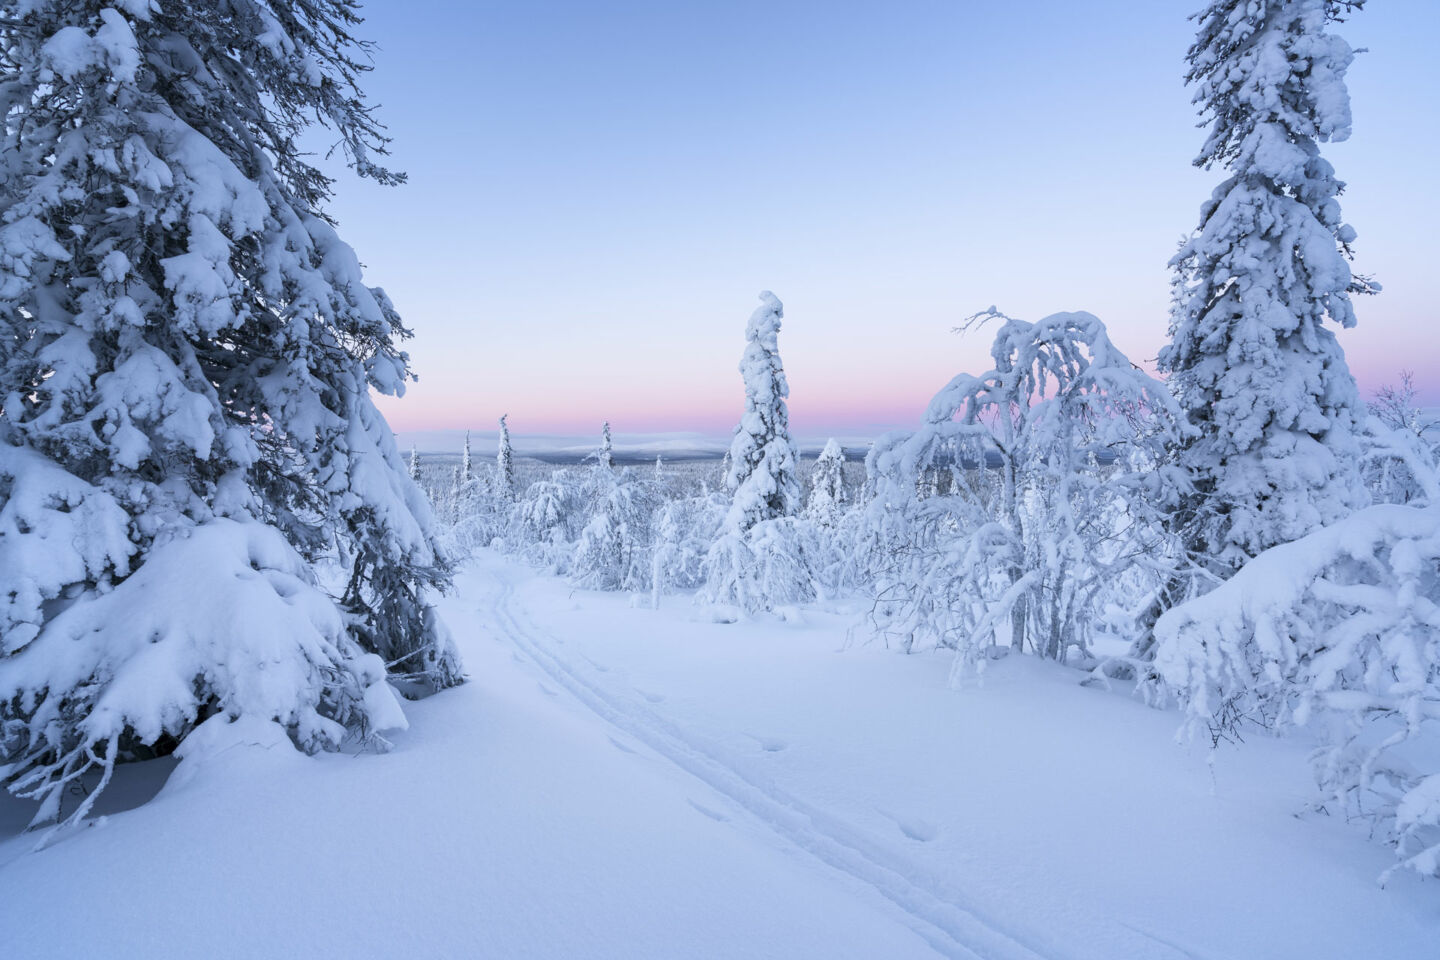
[722,291,801,532]
[461,430,473,484]
[409,444,422,482]
[0,0,458,829]
[704,291,811,610]
[598,420,613,470]
[1160,0,1374,576]
[496,413,514,502]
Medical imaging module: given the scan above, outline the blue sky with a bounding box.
[320,0,1440,442]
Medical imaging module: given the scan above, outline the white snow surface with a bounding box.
[2,551,1435,959]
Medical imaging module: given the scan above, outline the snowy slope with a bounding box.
[3,551,1437,959]
[494,559,1440,960]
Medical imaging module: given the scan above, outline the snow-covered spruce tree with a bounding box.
[703,291,812,610]
[461,430,473,484]
[598,420,613,470]
[496,414,514,502]
[806,438,847,526]
[409,445,422,483]
[1160,0,1374,578]
[866,310,1187,675]
[0,0,459,828]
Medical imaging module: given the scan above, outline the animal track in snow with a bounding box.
[636,689,666,703]
[746,734,788,753]
[608,736,638,755]
[878,808,939,843]
[686,799,730,823]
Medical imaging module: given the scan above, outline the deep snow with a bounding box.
[2,551,1436,959]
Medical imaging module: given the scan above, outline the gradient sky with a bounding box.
[319,0,1440,443]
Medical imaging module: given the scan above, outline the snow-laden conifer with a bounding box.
[598,421,613,470]
[409,445,422,483]
[1161,0,1374,574]
[807,439,848,527]
[461,430,473,484]
[721,292,801,530]
[704,292,812,610]
[496,414,514,502]
[0,0,457,828]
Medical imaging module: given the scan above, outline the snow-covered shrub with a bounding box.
[0,472,407,830]
[571,468,659,592]
[651,490,729,601]
[513,470,585,571]
[1362,373,1440,508]
[0,0,455,825]
[866,310,1187,674]
[1160,0,1373,577]
[703,517,818,613]
[1154,504,1440,882]
[441,472,504,559]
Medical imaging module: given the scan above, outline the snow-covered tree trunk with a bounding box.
[0,0,457,830]
[1160,0,1374,577]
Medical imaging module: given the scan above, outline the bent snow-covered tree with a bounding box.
[1161,0,1373,577]
[1155,498,1440,883]
[0,0,459,828]
[704,291,812,610]
[867,310,1188,675]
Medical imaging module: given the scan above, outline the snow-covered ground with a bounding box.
[3,550,1436,959]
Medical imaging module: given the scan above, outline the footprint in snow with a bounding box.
[536,682,558,697]
[745,733,788,753]
[878,808,938,843]
[636,689,666,704]
[582,656,610,673]
[687,799,730,823]
[510,652,526,664]
[608,736,638,755]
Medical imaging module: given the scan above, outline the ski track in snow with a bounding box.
[483,571,1058,960]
